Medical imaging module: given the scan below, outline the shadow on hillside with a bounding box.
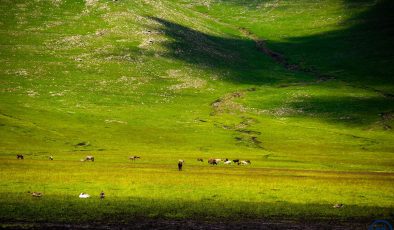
[182,0,394,91]
[145,8,394,126]
[288,95,393,127]
[145,0,394,89]
[264,0,394,126]
[265,0,394,88]
[146,16,286,85]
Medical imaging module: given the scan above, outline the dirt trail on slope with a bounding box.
[210,88,264,149]
[239,28,300,72]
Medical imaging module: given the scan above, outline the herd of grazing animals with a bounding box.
[14,154,343,208]
[15,154,250,167]
[16,154,250,201]
[15,154,250,168]
[206,158,251,166]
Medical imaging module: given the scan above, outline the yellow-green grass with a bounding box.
[0,158,393,222]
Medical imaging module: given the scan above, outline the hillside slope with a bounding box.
[1,0,393,170]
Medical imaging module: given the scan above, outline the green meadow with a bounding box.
[0,0,393,226]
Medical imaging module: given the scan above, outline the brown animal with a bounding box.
[28,191,42,197]
[100,191,105,199]
[208,158,217,165]
[16,154,24,160]
[85,156,94,162]
[197,158,203,162]
[129,156,141,161]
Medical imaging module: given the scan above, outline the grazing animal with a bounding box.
[224,160,232,165]
[178,160,184,171]
[245,160,251,164]
[197,158,203,162]
[16,154,24,160]
[129,156,141,161]
[100,191,105,200]
[29,191,42,197]
[238,160,249,165]
[49,156,53,160]
[85,156,94,162]
[333,203,344,208]
[208,158,217,165]
[32,192,42,197]
[233,159,239,163]
[215,159,222,164]
[79,193,90,198]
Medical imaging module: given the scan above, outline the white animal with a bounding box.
[239,160,249,165]
[79,193,90,198]
[215,159,222,164]
[85,156,94,162]
[224,160,232,165]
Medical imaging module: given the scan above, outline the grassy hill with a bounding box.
[0,0,393,226]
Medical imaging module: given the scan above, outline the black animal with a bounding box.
[49,156,53,160]
[197,158,203,162]
[100,191,105,200]
[16,154,24,160]
[208,158,217,165]
[233,159,239,163]
[178,160,184,171]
